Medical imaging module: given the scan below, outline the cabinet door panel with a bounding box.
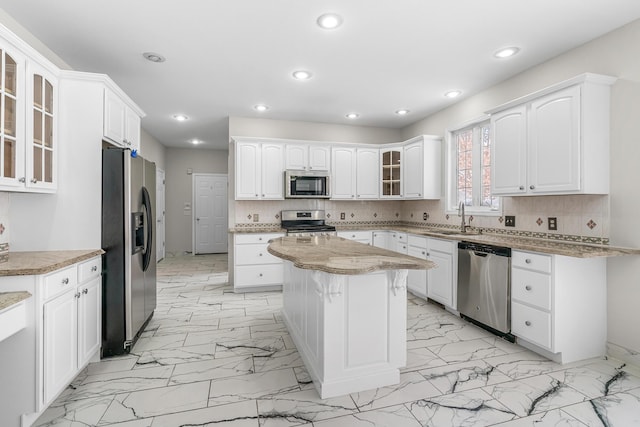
[285,144,307,170]
[403,143,422,198]
[235,143,260,199]
[44,289,77,405]
[125,108,141,152]
[407,245,427,296]
[331,147,356,199]
[261,143,284,199]
[309,146,330,170]
[491,106,527,195]
[356,148,379,199]
[528,86,581,193]
[427,251,453,307]
[103,89,126,146]
[0,47,26,189]
[77,277,101,367]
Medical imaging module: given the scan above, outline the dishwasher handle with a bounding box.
[472,251,489,257]
[458,241,511,257]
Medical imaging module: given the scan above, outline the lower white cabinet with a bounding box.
[407,235,428,298]
[337,230,372,245]
[372,230,394,251]
[233,233,285,291]
[426,238,457,309]
[510,250,606,364]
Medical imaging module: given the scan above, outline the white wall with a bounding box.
[165,147,228,254]
[140,128,166,172]
[402,19,640,362]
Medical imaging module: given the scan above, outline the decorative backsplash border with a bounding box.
[232,220,609,245]
[0,242,8,263]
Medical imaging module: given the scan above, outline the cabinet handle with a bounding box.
[519,186,525,190]
[83,288,88,294]
[525,259,532,264]
[421,251,425,255]
[258,237,263,241]
[75,292,81,299]
[351,235,356,238]
[91,265,98,272]
[259,253,263,256]
[418,193,421,197]
[530,185,535,190]
[30,178,37,184]
[426,252,430,257]
[262,194,265,197]
[351,195,355,198]
[62,278,69,285]
[525,285,532,291]
[259,273,263,277]
[19,177,26,183]
[525,320,532,326]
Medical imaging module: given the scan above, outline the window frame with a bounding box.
[445,115,502,216]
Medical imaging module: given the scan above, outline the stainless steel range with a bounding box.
[281,210,337,236]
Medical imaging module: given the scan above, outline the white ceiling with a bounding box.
[2,1,640,150]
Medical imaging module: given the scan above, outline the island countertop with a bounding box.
[0,249,105,277]
[268,235,436,275]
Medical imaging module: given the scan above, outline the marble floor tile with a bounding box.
[314,404,422,427]
[428,337,510,363]
[184,326,252,347]
[130,333,186,352]
[86,356,138,376]
[219,314,278,329]
[249,323,289,339]
[98,381,210,423]
[214,336,286,359]
[34,396,114,427]
[253,348,304,373]
[548,358,640,399]
[350,371,442,410]
[419,359,513,394]
[485,350,567,380]
[209,369,300,406]
[407,388,517,426]
[151,400,259,427]
[292,367,315,391]
[134,344,216,367]
[170,355,255,384]
[492,408,586,426]
[562,386,640,427]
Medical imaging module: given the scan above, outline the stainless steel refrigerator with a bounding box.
[101,148,157,356]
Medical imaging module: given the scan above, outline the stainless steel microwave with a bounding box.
[285,170,331,198]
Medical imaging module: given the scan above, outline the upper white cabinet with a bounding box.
[489,73,616,196]
[0,37,59,193]
[403,135,441,199]
[331,146,380,200]
[285,144,330,171]
[234,140,284,200]
[103,88,141,153]
[380,147,402,198]
[356,148,379,199]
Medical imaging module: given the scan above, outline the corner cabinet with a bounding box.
[403,135,442,199]
[490,73,616,196]
[103,88,142,153]
[234,140,284,200]
[0,39,59,193]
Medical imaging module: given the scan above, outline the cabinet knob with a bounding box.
[418,193,421,197]
[261,194,265,197]
[421,251,425,255]
[351,195,355,198]
[259,253,263,256]
[351,235,356,238]
[525,259,532,264]
[519,186,525,190]
[83,288,88,294]
[30,178,37,184]
[62,278,69,285]
[525,320,532,326]
[525,285,532,291]
[529,185,535,190]
[259,273,263,277]
[91,265,98,272]
[258,237,263,241]
[255,194,258,197]
[19,177,26,183]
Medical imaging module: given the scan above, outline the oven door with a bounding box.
[286,172,330,198]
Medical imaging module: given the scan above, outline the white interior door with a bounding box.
[194,174,228,254]
[156,168,166,261]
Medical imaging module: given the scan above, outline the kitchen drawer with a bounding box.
[337,231,372,242]
[512,268,551,310]
[235,233,284,245]
[395,233,407,243]
[42,266,78,300]
[428,237,455,254]
[235,244,282,266]
[512,251,551,273]
[512,301,552,350]
[408,234,427,248]
[408,245,427,259]
[235,264,284,288]
[78,256,101,283]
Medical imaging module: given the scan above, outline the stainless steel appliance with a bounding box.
[285,170,331,199]
[281,209,336,236]
[101,148,157,356]
[457,241,512,335]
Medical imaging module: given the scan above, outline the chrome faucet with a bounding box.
[458,202,467,233]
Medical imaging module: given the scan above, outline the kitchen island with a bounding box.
[268,235,435,398]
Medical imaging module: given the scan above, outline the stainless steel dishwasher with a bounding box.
[457,242,512,335]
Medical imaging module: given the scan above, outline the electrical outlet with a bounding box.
[253,214,259,222]
[340,212,345,220]
[548,217,557,230]
[505,215,516,227]
[423,212,429,221]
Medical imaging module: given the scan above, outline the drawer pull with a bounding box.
[525,285,532,291]
[258,237,263,241]
[83,288,88,294]
[62,278,70,285]
[525,320,532,326]
[525,259,532,264]
[91,265,98,272]
[259,253,263,256]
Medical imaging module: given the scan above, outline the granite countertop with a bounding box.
[268,235,436,275]
[229,226,285,234]
[0,249,105,277]
[0,291,32,311]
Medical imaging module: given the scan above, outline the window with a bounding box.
[447,118,500,214]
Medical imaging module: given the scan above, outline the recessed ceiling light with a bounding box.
[292,70,313,80]
[191,139,201,145]
[445,90,462,98]
[173,114,188,121]
[317,13,343,30]
[142,52,166,63]
[395,109,410,116]
[345,113,359,119]
[494,47,520,58]
[254,104,269,112]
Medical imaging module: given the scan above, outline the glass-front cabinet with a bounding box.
[0,46,25,189]
[27,63,57,191]
[380,147,402,198]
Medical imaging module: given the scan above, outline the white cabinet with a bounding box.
[331,147,379,200]
[77,275,101,367]
[380,147,402,198]
[403,136,441,199]
[426,238,456,309]
[103,88,141,152]
[234,141,284,200]
[285,144,330,171]
[372,230,394,251]
[510,250,606,364]
[407,235,428,297]
[234,233,285,291]
[337,230,372,245]
[490,74,615,196]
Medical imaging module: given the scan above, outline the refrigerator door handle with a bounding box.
[141,186,153,272]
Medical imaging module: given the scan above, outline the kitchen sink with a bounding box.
[431,229,481,236]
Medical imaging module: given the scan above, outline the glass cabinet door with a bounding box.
[381,148,402,197]
[1,49,17,182]
[31,73,54,185]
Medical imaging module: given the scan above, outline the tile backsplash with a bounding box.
[234,194,609,241]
